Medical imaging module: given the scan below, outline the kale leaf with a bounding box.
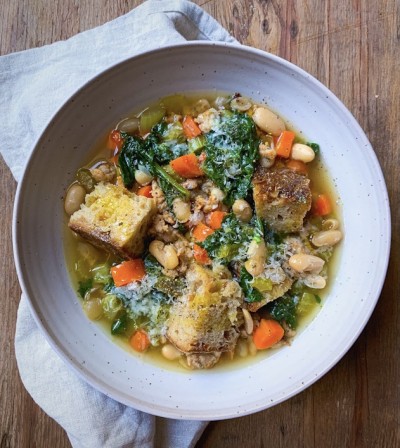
[118,133,189,206]
[266,293,299,329]
[239,267,264,303]
[306,142,320,155]
[202,111,260,206]
[144,254,185,299]
[146,122,188,164]
[199,213,261,264]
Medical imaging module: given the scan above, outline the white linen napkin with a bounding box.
[0,1,237,446]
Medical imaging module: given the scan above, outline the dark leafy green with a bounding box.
[239,267,264,303]
[202,111,260,206]
[266,294,299,329]
[111,312,128,335]
[306,142,320,155]
[199,213,262,264]
[144,254,185,299]
[118,133,189,206]
[77,279,93,298]
[146,122,188,163]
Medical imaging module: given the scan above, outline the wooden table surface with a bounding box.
[1,1,399,447]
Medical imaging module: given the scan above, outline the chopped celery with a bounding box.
[91,263,111,284]
[163,122,185,142]
[160,95,186,114]
[188,135,206,153]
[251,277,273,292]
[139,106,165,134]
[162,164,185,182]
[297,292,319,316]
[102,294,123,319]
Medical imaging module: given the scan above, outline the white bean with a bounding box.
[64,184,86,215]
[245,240,267,276]
[236,340,249,358]
[288,253,325,274]
[322,219,340,231]
[252,106,286,136]
[304,275,326,289]
[291,143,316,163]
[311,230,343,247]
[242,309,254,335]
[149,240,179,270]
[172,198,191,223]
[232,199,252,222]
[135,169,153,186]
[161,344,181,361]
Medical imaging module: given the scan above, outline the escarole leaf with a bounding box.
[202,111,260,206]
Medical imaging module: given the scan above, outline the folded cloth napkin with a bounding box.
[0,1,237,447]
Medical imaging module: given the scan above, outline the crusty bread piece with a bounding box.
[253,165,311,233]
[167,264,243,353]
[69,182,156,259]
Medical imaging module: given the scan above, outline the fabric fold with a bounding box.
[2,1,236,446]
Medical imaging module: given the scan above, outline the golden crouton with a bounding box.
[167,264,243,353]
[253,165,312,233]
[69,182,156,259]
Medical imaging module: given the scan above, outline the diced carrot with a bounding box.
[208,211,227,230]
[192,222,214,242]
[193,243,211,264]
[108,130,124,150]
[286,159,308,175]
[170,153,204,178]
[182,115,202,139]
[275,130,295,158]
[130,330,150,352]
[137,185,152,198]
[253,319,284,350]
[111,259,146,287]
[313,194,332,216]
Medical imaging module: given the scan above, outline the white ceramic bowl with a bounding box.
[13,42,390,420]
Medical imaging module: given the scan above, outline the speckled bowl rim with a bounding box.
[13,41,391,420]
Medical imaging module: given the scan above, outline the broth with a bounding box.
[64,92,342,371]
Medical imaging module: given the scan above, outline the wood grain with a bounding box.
[1,1,399,447]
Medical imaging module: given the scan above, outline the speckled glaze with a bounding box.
[13,42,391,420]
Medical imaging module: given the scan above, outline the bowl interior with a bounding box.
[13,42,390,419]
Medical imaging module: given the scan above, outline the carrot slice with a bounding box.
[276,130,295,158]
[193,243,211,265]
[108,130,124,150]
[253,319,284,350]
[137,185,152,198]
[111,260,146,287]
[313,194,332,216]
[170,153,204,178]
[130,330,150,352]
[182,115,202,139]
[192,222,214,242]
[208,211,227,230]
[286,159,308,175]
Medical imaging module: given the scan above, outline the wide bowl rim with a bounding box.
[12,41,391,420]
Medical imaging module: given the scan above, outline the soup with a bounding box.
[64,93,342,370]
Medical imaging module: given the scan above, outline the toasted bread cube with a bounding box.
[253,165,311,233]
[69,183,156,259]
[167,264,243,353]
